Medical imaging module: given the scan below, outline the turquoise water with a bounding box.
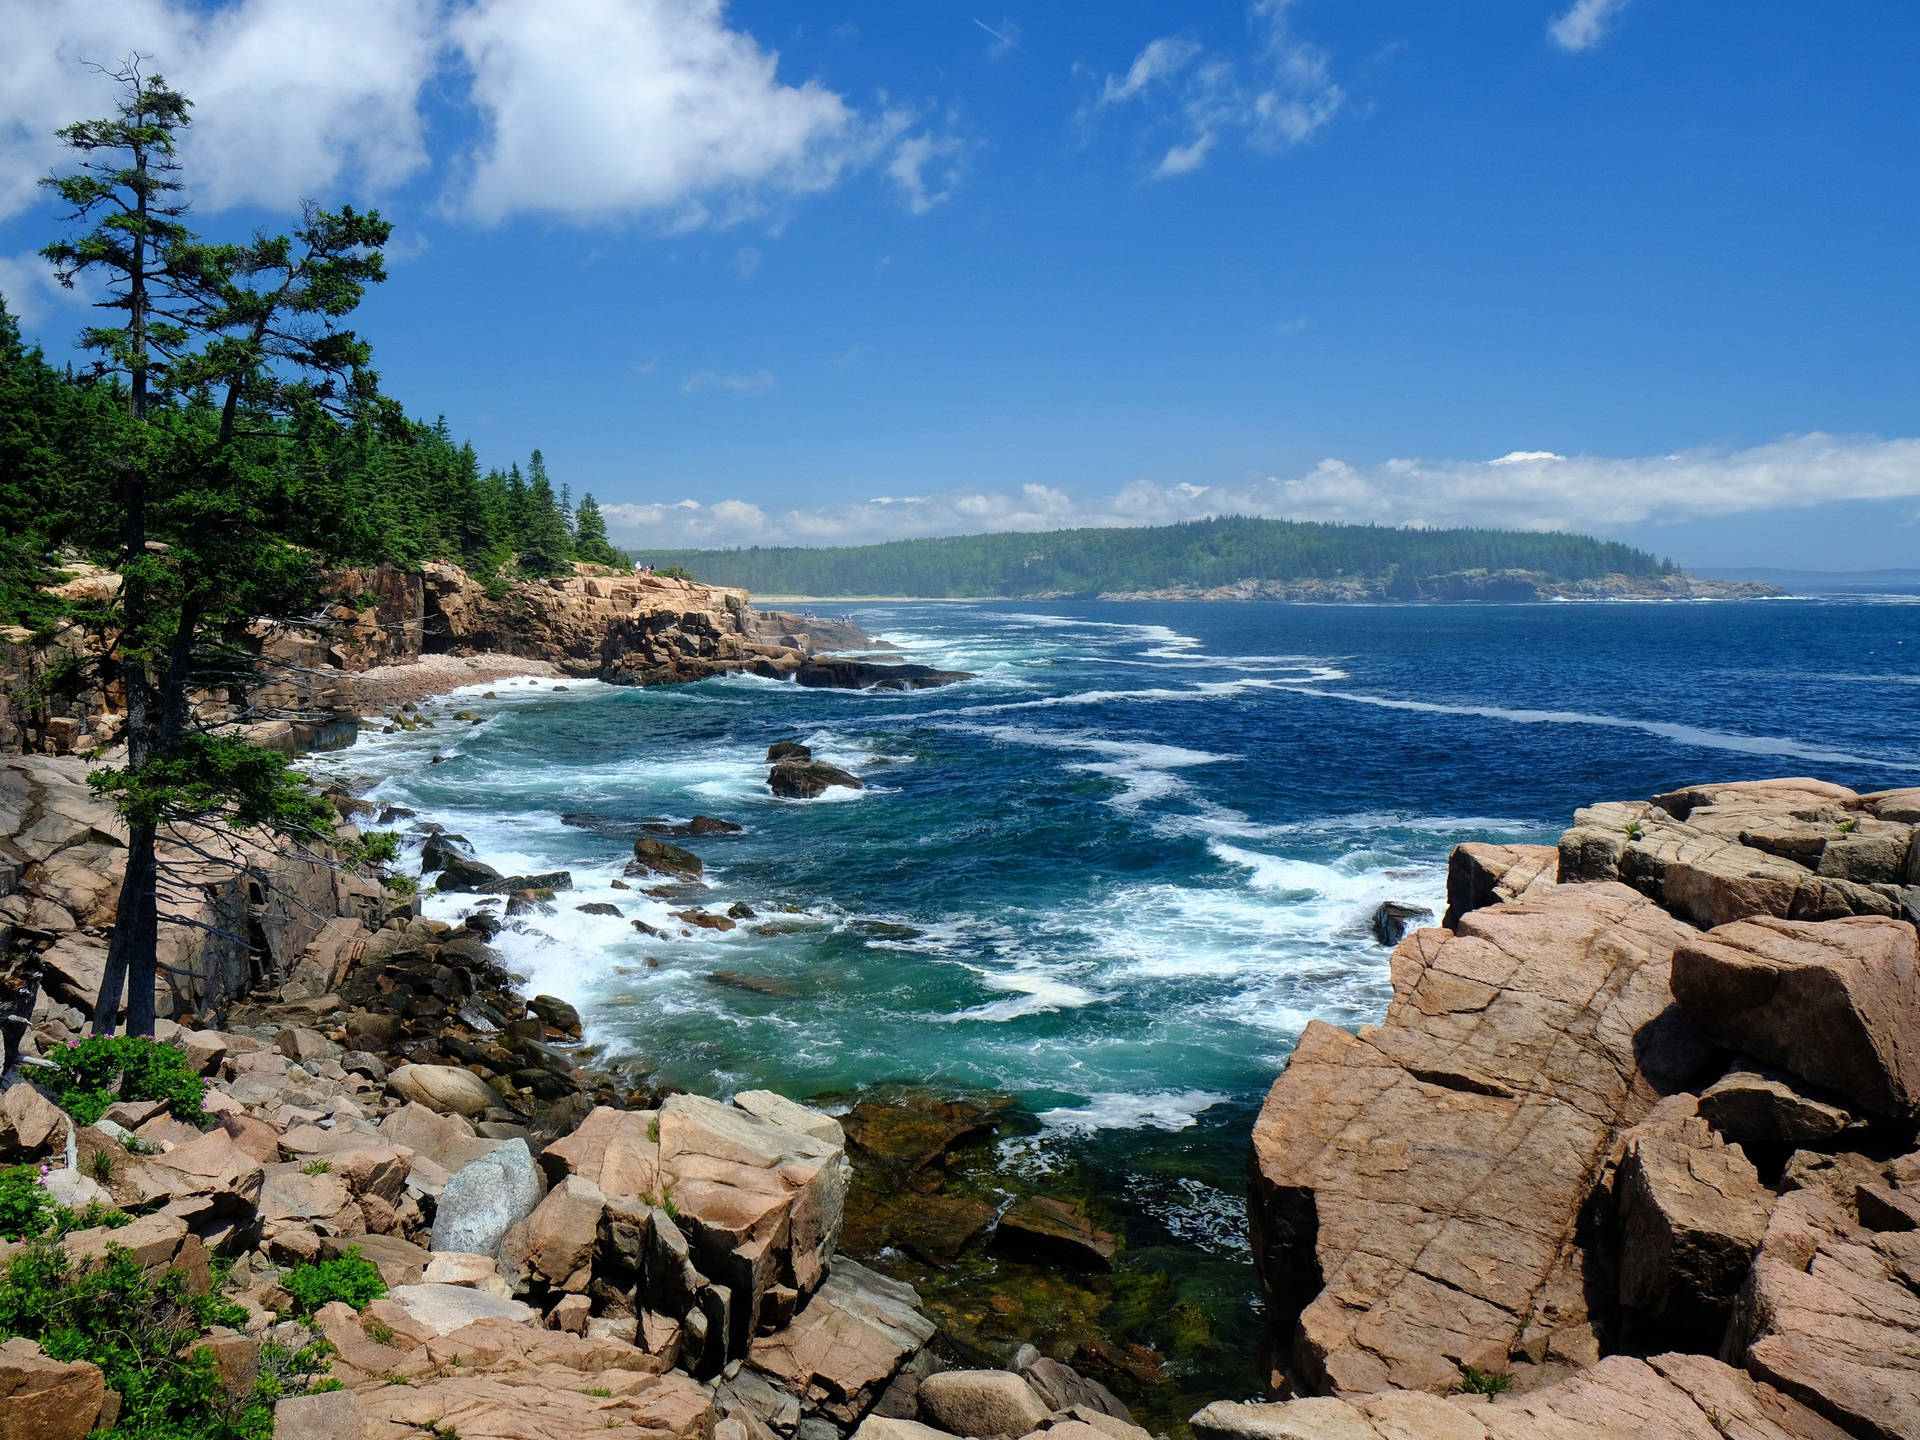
[312,597,1920,1329]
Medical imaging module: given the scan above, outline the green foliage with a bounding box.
[300,1160,332,1176]
[0,1239,324,1439]
[0,1164,136,1244]
[654,564,694,582]
[637,515,1674,599]
[283,1246,388,1316]
[90,732,336,838]
[573,492,620,566]
[48,1035,207,1127]
[1458,1365,1513,1396]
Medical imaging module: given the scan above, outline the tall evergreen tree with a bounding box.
[519,448,573,575]
[573,492,619,566]
[39,64,395,1036]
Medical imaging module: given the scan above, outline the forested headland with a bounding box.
[0,297,621,628]
[635,516,1679,599]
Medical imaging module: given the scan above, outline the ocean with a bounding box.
[311,595,1920,1399]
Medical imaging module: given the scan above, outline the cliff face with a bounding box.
[1237,777,1920,1440]
[0,561,861,759]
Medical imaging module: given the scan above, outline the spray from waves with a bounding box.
[1036,1090,1227,1133]
[1291,688,1920,773]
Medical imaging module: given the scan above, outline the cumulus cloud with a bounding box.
[598,434,1920,549]
[0,0,959,238]
[1092,0,1343,177]
[1549,0,1632,52]
[0,0,438,223]
[679,367,774,394]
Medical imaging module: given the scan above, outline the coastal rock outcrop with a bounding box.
[1243,772,1920,1433]
[1249,881,1707,1394]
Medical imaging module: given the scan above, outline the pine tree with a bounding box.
[573,492,619,566]
[519,448,573,575]
[38,64,395,1036]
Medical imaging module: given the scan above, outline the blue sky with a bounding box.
[4,0,1918,569]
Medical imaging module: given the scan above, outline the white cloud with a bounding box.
[597,434,1920,549]
[1,0,958,235]
[1099,37,1203,106]
[679,366,774,394]
[972,17,1024,61]
[0,0,438,224]
[0,249,71,326]
[1093,1,1342,177]
[1549,0,1631,52]
[888,129,967,214]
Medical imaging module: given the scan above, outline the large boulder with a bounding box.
[432,1139,545,1261]
[630,837,702,879]
[1248,882,1709,1395]
[383,1282,538,1336]
[543,1105,663,1199]
[1725,1184,1920,1440]
[514,1174,607,1292]
[387,1063,500,1118]
[916,1370,1051,1438]
[768,760,862,799]
[1671,915,1920,1117]
[748,1260,936,1426]
[656,1092,850,1356]
[1441,842,1558,929]
[0,1337,108,1440]
[1613,1097,1772,1340]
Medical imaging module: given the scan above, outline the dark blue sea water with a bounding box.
[312,596,1919,1373]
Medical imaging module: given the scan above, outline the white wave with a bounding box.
[1294,688,1920,773]
[1036,1090,1226,1134]
[946,722,1231,808]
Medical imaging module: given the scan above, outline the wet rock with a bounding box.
[529,993,584,1036]
[994,1195,1117,1270]
[842,1096,998,1180]
[576,902,624,917]
[431,1139,545,1261]
[672,909,736,932]
[727,902,757,920]
[916,1370,1051,1438]
[435,853,505,893]
[1442,841,1559,930]
[767,742,812,763]
[793,659,972,691]
[1671,914,1920,1116]
[631,837,703,879]
[768,760,862,799]
[488,870,573,894]
[1369,901,1432,948]
[708,972,796,998]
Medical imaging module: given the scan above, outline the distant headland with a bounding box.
[636,516,1783,603]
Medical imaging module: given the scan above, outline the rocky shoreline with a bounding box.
[1099,568,1785,603]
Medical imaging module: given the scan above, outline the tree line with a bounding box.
[637,515,1675,598]
[0,65,618,1037]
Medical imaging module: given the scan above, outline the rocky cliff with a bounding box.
[1230,777,1920,1440]
[0,560,924,760]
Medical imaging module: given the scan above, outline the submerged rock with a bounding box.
[994,1195,1118,1270]
[1369,900,1431,947]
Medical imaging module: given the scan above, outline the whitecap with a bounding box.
[1035,1090,1226,1134]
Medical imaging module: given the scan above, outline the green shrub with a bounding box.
[0,1239,329,1439]
[283,1247,387,1316]
[1459,1365,1512,1396]
[47,1036,207,1127]
[0,1166,132,1243]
